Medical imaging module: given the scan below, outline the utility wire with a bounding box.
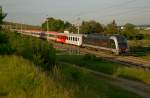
[74,0,139,18]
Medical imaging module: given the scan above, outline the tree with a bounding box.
[0,6,8,44]
[105,20,118,35]
[122,23,139,40]
[42,17,76,33]
[0,6,7,30]
[80,20,103,34]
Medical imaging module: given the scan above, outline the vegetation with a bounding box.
[121,23,141,40]
[0,55,72,98]
[0,6,148,98]
[57,54,150,84]
[42,17,77,33]
[0,6,7,30]
[0,55,141,98]
[41,17,144,41]
[0,31,56,70]
[128,28,150,58]
[139,30,150,40]
[105,20,118,35]
[80,20,104,34]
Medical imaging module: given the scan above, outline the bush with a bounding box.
[0,32,8,44]
[135,34,144,40]
[0,44,13,55]
[0,32,14,54]
[0,31,56,70]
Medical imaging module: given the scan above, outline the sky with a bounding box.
[1,0,150,25]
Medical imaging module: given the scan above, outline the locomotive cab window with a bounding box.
[109,39,116,49]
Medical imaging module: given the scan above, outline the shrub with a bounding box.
[0,31,56,70]
[0,32,14,54]
[0,31,8,44]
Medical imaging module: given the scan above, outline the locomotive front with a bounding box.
[116,35,128,54]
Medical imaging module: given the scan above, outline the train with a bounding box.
[16,29,128,55]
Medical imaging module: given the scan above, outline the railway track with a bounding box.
[81,48,150,70]
[53,42,150,70]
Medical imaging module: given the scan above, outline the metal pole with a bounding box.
[21,23,22,33]
[77,24,80,34]
[46,18,49,32]
[77,17,80,34]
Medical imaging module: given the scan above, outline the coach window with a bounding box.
[75,37,76,41]
[71,37,72,41]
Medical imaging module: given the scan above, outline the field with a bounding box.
[128,30,150,60]
[0,55,141,98]
[139,30,150,35]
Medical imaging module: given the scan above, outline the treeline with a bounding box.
[0,31,56,70]
[42,17,144,40]
[42,17,77,33]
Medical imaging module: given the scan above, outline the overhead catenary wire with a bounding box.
[73,0,139,18]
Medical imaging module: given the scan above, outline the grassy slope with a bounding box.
[0,55,71,98]
[0,55,141,98]
[57,54,150,84]
[59,63,141,98]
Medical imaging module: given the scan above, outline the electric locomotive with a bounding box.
[82,34,128,54]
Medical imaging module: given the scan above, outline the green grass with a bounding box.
[59,63,141,98]
[128,40,150,60]
[141,55,150,60]
[0,55,141,98]
[140,30,150,35]
[139,30,150,40]
[128,40,150,47]
[57,54,150,84]
[0,55,71,98]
